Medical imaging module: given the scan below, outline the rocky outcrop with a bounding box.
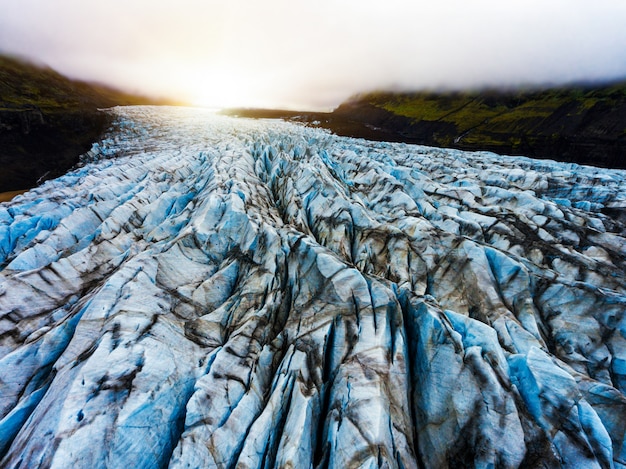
[1,106,626,468]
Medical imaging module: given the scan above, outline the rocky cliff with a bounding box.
[1,106,626,468]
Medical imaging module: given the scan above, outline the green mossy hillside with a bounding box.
[347,84,626,167]
[0,55,165,111]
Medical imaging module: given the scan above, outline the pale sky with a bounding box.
[1,0,626,110]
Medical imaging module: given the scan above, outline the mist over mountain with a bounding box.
[3,0,626,111]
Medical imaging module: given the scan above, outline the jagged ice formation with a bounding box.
[1,106,626,468]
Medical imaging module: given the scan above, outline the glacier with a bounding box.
[1,105,626,468]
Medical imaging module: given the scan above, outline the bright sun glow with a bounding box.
[177,66,271,109]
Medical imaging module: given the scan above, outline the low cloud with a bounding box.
[2,0,626,109]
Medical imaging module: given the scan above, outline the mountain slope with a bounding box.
[334,85,626,168]
[1,107,626,468]
[0,54,172,192]
[225,83,626,168]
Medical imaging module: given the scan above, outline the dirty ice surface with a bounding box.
[1,106,626,468]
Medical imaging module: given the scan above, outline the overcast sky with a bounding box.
[2,0,626,109]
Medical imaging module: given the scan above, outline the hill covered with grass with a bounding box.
[332,84,626,168]
[0,54,175,192]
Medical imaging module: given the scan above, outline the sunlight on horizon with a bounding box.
[2,0,626,110]
[104,59,338,111]
[180,69,260,109]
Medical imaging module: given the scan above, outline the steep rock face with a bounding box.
[0,108,111,192]
[1,106,626,468]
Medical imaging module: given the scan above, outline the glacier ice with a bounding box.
[1,105,626,468]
